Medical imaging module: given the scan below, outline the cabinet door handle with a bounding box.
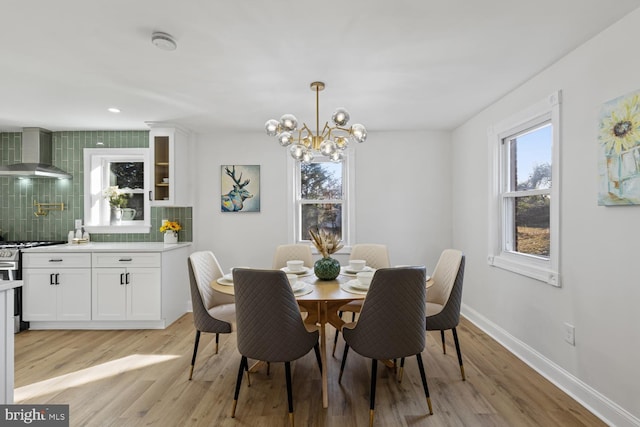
[149,191,153,201]
[126,272,130,284]
[119,258,133,262]
[120,273,125,285]
[50,273,55,285]
[49,259,63,262]
[55,273,60,285]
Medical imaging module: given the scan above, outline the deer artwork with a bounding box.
[221,165,253,212]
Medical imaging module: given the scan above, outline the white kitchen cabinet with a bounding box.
[91,253,161,321]
[22,243,191,330]
[147,124,192,206]
[23,253,91,321]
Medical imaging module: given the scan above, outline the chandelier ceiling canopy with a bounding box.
[265,81,367,163]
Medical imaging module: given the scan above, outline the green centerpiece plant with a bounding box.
[309,228,343,280]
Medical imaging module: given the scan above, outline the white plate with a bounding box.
[340,281,369,295]
[290,281,306,292]
[280,266,311,275]
[217,277,234,286]
[293,284,314,297]
[341,266,375,276]
[348,279,371,291]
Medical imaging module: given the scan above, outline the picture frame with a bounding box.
[220,165,260,212]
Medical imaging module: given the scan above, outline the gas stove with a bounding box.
[0,241,67,261]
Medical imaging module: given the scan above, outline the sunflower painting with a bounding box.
[598,90,640,205]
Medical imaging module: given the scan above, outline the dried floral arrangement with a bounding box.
[309,228,343,258]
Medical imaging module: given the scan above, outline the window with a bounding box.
[84,148,151,233]
[288,153,355,248]
[488,91,561,286]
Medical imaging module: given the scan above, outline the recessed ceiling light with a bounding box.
[108,107,121,113]
[152,31,177,51]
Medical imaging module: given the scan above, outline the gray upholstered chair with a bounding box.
[426,249,466,380]
[231,268,321,426]
[272,244,314,269]
[333,243,391,355]
[187,251,236,380]
[338,267,433,426]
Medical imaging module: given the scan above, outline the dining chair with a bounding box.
[231,268,322,426]
[425,249,466,381]
[349,243,391,269]
[272,244,314,269]
[338,266,432,426]
[333,243,391,355]
[187,251,236,380]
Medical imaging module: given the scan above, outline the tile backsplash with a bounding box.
[0,131,192,242]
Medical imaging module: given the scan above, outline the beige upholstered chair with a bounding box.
[187,251,236,380]
[338,267,433,426]
[426,249,466,380]
[333,243,391,355]
[349,244,391,269]
[231,268,321,426]
[272,244,314,269]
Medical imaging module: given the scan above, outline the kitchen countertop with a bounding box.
[22,242,192,253]
[0,280,22,292]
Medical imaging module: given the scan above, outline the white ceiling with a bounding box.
[1,0,639,134]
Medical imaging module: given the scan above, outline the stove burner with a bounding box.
[0,241,66,249]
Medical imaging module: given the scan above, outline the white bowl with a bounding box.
[356,271,374,287]
[286,274,298,285]
[349,259,366,271]
[286,260,304,272]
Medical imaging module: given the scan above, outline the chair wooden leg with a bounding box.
[231,356,248,417]
[285,361,294,427]
[369,359,378,427]
[189,330,201,380]
[440,329,446,354]
[313,343,322,373]
[332,311,343,357]
[338,344,350,384]
[215,333,220,354]
[452,327,465,381]
[416,353,433,415]
[398,357,406,383]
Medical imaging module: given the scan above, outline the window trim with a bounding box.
[83,148,151,234]
[487,91,561,286]
[287,150,355,252]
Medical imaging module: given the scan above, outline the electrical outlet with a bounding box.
[564,322,575,346]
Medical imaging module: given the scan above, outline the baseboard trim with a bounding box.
[461,304,640,427]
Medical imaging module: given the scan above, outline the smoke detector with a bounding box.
[151,32,177,51]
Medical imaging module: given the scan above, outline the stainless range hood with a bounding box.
[0,127,72,179]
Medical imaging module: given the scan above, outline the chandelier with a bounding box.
[265,81,367,163]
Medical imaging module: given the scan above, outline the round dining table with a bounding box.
[211,270,433,409]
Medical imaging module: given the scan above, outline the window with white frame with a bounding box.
[488,91,561,286]
[288,154,355,247]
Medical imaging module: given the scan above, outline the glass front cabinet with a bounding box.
[147,124,192,207]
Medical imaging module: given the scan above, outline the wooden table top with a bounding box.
[211,272,433,301]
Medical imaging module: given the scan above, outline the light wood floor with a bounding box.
[14,315,605,426]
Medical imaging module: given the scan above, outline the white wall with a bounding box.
[452,9,640,426]
[191,130,452,274]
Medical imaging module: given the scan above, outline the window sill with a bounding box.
[488,253,560,287]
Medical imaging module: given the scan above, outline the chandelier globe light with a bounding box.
[265,81,367,163]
